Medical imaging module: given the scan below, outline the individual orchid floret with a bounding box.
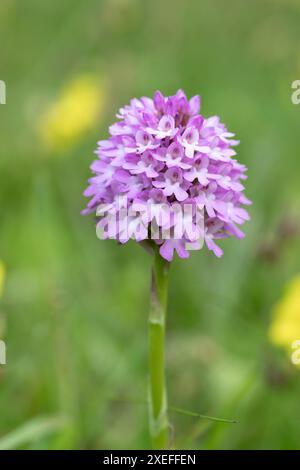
[202,116,240,146]
[159,238,190,262]
[135,130,159,154]
[203,218,225,258]
[124,152,159,178]
[191,182,223,218]
[147,115,177,139]
[216,163,245,191]
[179,126,211,159]
[153,167,188,202]
[179,127,200,158]
[155,142,191,169]
[184,156,219,186]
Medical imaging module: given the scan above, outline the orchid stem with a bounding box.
[148,247,169,449]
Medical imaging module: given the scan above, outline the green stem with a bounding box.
[148,247,169,449]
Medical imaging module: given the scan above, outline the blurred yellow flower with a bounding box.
[269,275,300,367]
[0,261,6,298]
[40,75,105,150]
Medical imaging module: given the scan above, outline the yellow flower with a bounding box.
[0,261,6,298]
[269,275,300,367]
[40,75,105,150]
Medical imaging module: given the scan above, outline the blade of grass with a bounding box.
[110,397,237,424]
[168,405,238,424]
[0,415,67,450]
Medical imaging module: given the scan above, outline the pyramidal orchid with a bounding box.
[82,90,251,449]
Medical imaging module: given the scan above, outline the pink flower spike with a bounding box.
[83,89,251,261]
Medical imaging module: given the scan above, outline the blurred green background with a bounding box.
[1,0,300,450]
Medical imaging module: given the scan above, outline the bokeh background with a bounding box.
[1,0,300,450]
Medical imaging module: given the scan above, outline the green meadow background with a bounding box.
[1,0,300,449]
